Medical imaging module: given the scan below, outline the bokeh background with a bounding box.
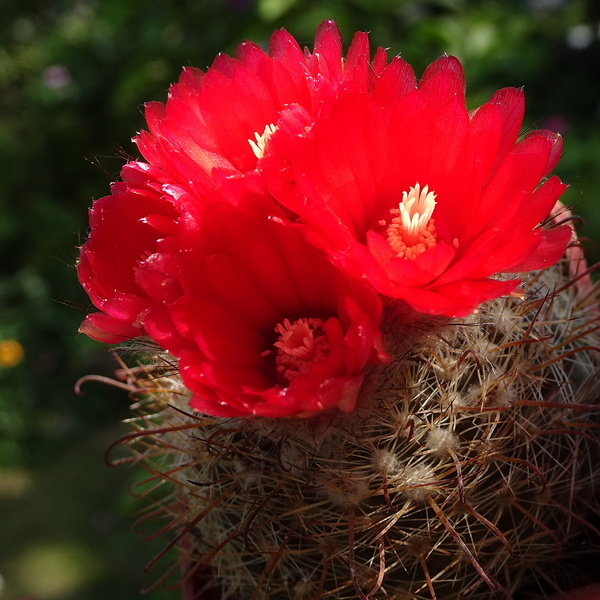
[1,0,599,598]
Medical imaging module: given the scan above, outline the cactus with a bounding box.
[104,248,600,600]
[74,21,597,600]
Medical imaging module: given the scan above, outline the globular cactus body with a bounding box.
[116,255,600,600]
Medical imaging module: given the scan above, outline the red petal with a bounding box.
[142,304,190,355]
[372,47,388,76]
[312,20,344,79]
[505,225,571,272]
[345,31,371,91]
[526,129,563,176]
[419,55,466,95]
[517,176,568,231]
[79,312,143,343]
[189,394,249,418]
[426,278,518,317]
[485,87,525,168]
[469,102,503,180]
[372,57,417,107]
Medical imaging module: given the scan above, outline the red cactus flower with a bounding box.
[77,162,181,343]
[160,196,387,418]
[261,55,572,317]
[77,22,574,419]
[135,20,390,197]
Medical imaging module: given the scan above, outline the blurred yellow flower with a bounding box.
[0,339,24,367]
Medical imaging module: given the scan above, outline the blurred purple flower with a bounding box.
[42,65,72,90]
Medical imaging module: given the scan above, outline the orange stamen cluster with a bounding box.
[273,317,331,382]
[382,183,438,260]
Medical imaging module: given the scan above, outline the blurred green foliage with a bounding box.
[0,0,599,598]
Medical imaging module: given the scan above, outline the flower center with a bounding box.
[248,123,277,160]
[380,183,438,259]
[272,317,331,382]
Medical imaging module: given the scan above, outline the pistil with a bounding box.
[272,317,331,382]
[382,183,438,259]
[248,123,277,159]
